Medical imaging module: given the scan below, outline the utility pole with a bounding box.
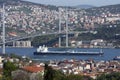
[59,8,61,47]
[66,8,68,47]
[2,4,5,54]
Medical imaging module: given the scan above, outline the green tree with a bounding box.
[53,70,66,80]
[65,74,93,80]
[44,64,66,80]
[3,61,18,80]
[66,74,83,80]
[35,73,43,80]
[44,64,54,80]
[97,72,120,80]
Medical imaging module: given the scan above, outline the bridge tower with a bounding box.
[59,8,69,47]
[2,4,6,54]
[58,8,61,47]
[65,8,68,47]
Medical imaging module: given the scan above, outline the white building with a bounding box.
[13,41,31,47]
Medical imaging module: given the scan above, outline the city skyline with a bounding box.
[24,0,120,7]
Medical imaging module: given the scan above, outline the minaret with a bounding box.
[66,8,68,47]
[2,4,5,54]
[59,8,61,47]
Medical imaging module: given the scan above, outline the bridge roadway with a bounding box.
[0,30,93,44]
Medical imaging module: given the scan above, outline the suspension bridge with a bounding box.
[0,4,94,54]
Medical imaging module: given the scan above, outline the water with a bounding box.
[0,47,120,61]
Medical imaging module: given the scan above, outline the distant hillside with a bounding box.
[99,4,120,13]
[73,5,95,9]
[1,0,119,12]
[0,0,58,10]
[85,4,120,16]
[0,0,46,6]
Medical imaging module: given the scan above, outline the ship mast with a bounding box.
[2,4,6,54]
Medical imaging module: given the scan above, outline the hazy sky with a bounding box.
[24,0,120,6]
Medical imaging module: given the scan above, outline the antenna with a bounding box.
[2,4,5,54]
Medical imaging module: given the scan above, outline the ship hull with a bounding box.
[113,58,120,60]
[34,51,104,56]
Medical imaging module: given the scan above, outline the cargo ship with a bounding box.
[33,45,104,55]
[113,56,120,60]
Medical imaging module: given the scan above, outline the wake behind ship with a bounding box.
[34,45,104,56]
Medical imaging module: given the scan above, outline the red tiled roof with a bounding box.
[22,66,44,73]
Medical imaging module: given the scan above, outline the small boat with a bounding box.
[113,56,120,60]
[33,45,104,56]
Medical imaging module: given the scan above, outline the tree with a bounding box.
[65,74,93,80]
[44,64,66,80]
[35,73,43,80]
[3,61,18,80]
[66,74,83,80]
[12,70,29,80]
[44,64,54,80]
[53,70,66,80]
[97,72,120,80]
